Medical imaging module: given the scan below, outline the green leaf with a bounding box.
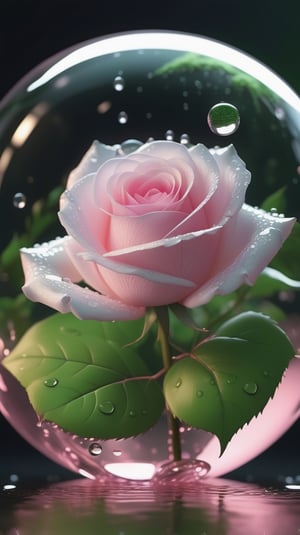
[164,312,294,453]
[261,186,287,214]
[270,221,300,280]
[3,313,164,439]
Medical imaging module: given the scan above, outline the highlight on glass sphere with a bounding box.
[0,31,300,483]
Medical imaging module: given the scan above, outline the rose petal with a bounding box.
[20,238,145,321]
[59,173,108,254]
[67,140,120,188]
[182,205,295,308]
[206,144,251,226]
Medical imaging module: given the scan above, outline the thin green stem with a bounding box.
[155,306,182,462]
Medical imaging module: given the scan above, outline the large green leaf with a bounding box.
[3,313,164,439]
[164,312,294,453]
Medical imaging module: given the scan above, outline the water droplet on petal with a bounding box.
[118,111,128,124]
[99,401,115,415]
[13,192,26,209]
[88,442,102,456]
[43,378,59,388]
[243,382,258,395]
[113,75,125,91]
[208,103,240,136]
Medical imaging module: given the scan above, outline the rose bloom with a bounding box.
[21,140,295,321]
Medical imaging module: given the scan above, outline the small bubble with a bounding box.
[196,390,204,398]
[243,382,258,395]
[180,133,190,145]
[112,449,122,457]
[129,410,136,417]
[13,192,26,209]
[208,103,240,136]
[165,129,174,141]
[113,75,125,91]
[99,401,115,415]
[88,442,102,456]
[118,111,128,124]
[43,378,59,388]
[175,378,182,388]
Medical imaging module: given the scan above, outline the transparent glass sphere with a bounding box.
[0,31,300,483]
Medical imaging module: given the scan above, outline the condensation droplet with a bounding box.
[112,449,122,457]
[165,129,174,141]
[43,378,59,388]
[208,103,240,136]
[175,378,182,388]
[88,442,102,456]
[243,382,258,395]
[196,390,204,398]
[113,75,125,91]
[118,111,128,124]
[13,192,26,209]
[99,401,115,415]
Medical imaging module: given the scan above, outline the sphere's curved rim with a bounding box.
[1,30,300,112]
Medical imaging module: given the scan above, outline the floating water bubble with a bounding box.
[165,129,174,141]
[88,442,102,456]
[43,378,59,388]
[113,75,125,91]
[207,103,240,136]
[180,133,190,145]
[99,401,115,415]
[13,192,26,209]
[118,111,128,124]
[243,382,258,395]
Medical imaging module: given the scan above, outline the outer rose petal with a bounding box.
[67,140,120,188]
[20,238,145,321]
[183,205,295,308]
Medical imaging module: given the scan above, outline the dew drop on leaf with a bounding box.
[88,442,102,456]
[43,378,59,388]
[175,378,182,388]
[99,401,115,415]
[243,382,258,395]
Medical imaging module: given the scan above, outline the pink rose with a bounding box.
[21,140,294,320]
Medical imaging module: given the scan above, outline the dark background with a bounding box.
[0,0,299,482]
